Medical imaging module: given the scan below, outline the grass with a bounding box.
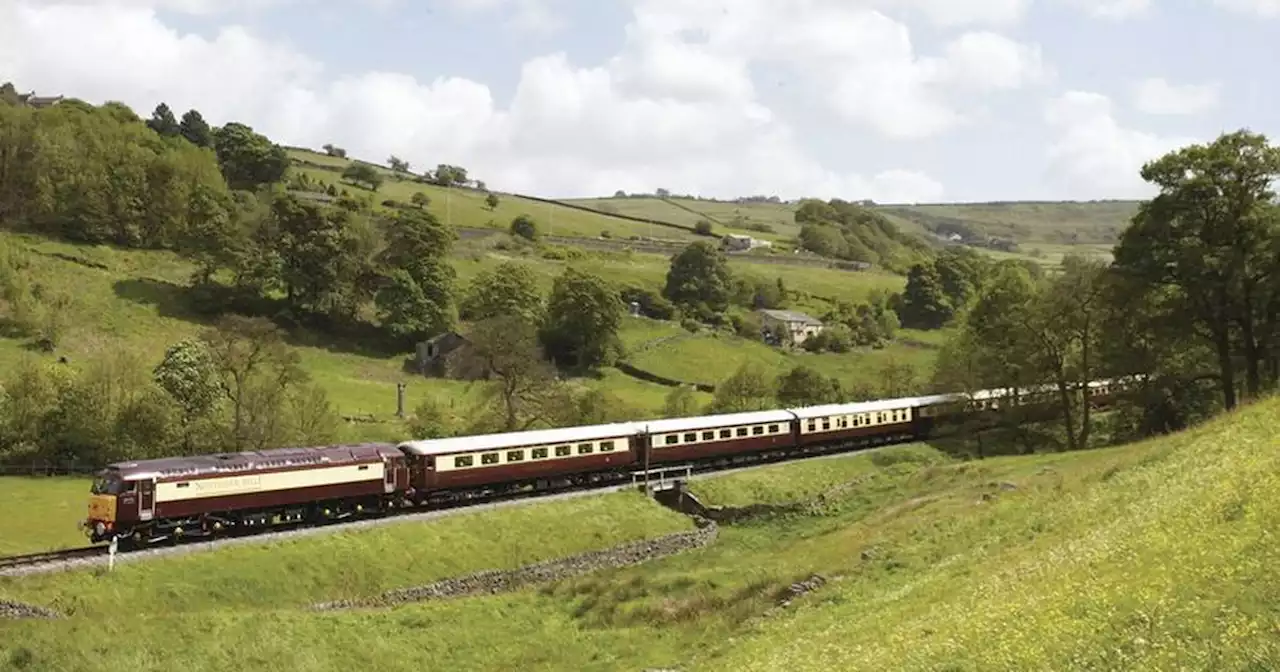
[0,228,923,438]
[6,396,1277,670]
[0,477,92,556]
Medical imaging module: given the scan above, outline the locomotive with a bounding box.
[82,379,1125,547]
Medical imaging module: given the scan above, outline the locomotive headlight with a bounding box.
[95,522,106,536]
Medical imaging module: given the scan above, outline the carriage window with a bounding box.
[684,433,697,443]
[481,453,499,465]
[532,448,549,459]
[752,426,764,435]
[736,427,748,437]
[821,419,830,430]
[702,431,715,441]
[555,445,572,456]
[453,456,473,468]
[176,482,190,489]
[807,421,816,432]
[719,429,732,438]
[599,441,615,452]
[358,465,369,471]
[577,443,594,455]
[506,450,524,462]
[768,424,779,433]
[665,435,679,445]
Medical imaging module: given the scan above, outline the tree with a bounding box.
[510,214,539,241]
[663,241,733,315]
[146,103,179,137]
[342,163,384,191]
[153,338,219,453]
[776,365,842,406]
[898,262,952,329]
[541,267,624,370]
[213,122,288,190]
[178,109,213,148]
[1114,130,1280,410]
[375,208,457,340]
[485,193,500,210]
[662,385,699,417]
[200,315,308,451]
[274,194,376,319]
[708,362,775,413]
[388,155,410,172]
[411,192,431,208]
[460,261,544,325]
[467,315,558,431]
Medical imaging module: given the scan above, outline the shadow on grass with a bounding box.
[111,278,407,361]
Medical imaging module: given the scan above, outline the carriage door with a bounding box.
[383,459,397,494]
[630,433,651,472]
[138,480,155,521]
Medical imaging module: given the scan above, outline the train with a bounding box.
[81,378,1129,547]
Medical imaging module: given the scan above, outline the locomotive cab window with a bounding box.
[481,453,499,465]
[507,450,524,462]
[532,448,549,459]
[556,445,572,456]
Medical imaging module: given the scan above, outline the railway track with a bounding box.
[0,545,104,571]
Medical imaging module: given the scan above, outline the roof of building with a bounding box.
[757,308,823,326]
[105,443,401,481]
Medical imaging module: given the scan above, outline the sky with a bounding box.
[1,0,1277,204]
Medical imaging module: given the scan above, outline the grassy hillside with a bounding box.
[0,227,933,443]
[4,397,1277,670]
[567,195,1138,247]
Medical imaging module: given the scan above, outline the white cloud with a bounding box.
[1213,0,1280,17]
[1062,0,1151,19]
[895,0,1030,27]
[1043,91,1196,199]
[1132,77,1221,115]
[626,0,1047,139]
[0,1,945,203]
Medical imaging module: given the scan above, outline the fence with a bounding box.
[0,463,100,477]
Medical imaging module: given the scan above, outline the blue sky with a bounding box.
[2,0,1277,203]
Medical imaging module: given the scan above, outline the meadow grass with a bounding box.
[0,477,93,555]
[0,230,918,434]
[3,399,1278,670]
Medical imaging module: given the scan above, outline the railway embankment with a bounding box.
[311,515,719,611]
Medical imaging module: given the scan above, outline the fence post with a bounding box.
[396,382,406,418]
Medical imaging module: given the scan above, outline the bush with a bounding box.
[511,214,539,241]
[694,220,714,236]
[620,287,677,321]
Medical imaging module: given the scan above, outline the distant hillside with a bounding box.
[568,195,1140,246]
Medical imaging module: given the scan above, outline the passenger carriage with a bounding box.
[790,398,920,447]
[641,409,796,464]
[396,422,644,498]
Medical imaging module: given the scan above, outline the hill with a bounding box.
[3,395,1277,670]
[567,195,1138,248]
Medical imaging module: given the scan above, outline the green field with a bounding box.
[4,394,1277,670]
[0,477,92,555]
[0,226,931,441]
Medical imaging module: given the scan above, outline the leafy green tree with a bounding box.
[411,192,431,208]
[708,361,775,413]
[898,262,952,329]
[485,193,500,210]
[460,261,544,324]
[213,121,288,190]
[178,109,213,148]
[663,241,733,315]
[510,214,539,241]
[466,314,558,431]
[274,195,376,319]
[388,155,410,173]
[541,267,624,370]
[200,315,308,451]
[662,385,700,417]
[1114,129,1280,409]
[776,365,842,406]
[375,208,457,340]
[342,163,384,191]
[146,102,179,137]
[153,338,220,453]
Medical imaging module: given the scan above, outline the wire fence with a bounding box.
[0,463,100,477]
